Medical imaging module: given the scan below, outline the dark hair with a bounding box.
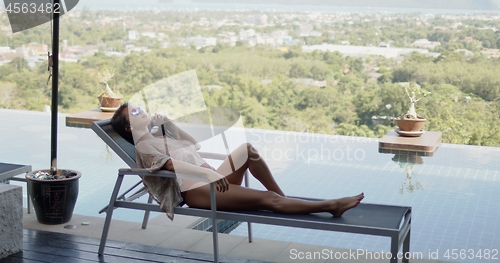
[111,102,181,144]
[111,102,135,145]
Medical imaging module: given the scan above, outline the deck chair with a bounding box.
[91,119,412,263]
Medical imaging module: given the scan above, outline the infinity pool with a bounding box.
[230,129,500,263]
[2,109,499,263]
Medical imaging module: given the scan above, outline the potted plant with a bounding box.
[394,83,431,136]
[97,68,122,111]
[26,170,81,224]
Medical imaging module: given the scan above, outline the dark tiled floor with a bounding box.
[2,229,266,263]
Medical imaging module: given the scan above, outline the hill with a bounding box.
[194,0,499,10]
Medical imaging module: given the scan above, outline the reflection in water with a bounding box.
[392,152,424,194]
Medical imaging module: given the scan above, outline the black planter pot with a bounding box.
[26,169,81,225]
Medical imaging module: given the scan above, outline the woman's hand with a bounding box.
[152,113,200,149]
[194,143,201,150]
[214,177,229,193]
[167,160,229,192]
[207,170,229,192]
[152,113,171,126]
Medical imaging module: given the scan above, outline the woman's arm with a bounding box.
[153,114,201,150]
[177,127,201,150]
[164,159,228,192]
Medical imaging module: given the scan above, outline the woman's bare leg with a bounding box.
[183,184,364,217]
[217,143,285,196]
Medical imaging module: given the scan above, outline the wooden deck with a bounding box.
[1,229,266,263]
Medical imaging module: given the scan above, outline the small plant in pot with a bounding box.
[395,83,431,137]
[26,170,82,225]
[97,68,122,111]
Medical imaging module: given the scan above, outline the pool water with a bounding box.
[229,129,500,263]
[1,109,499,262]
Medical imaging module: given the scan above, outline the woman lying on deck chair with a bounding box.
[111,103,364,219]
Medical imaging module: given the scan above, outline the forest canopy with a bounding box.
[1,46,499,146]
[1,10,499,147]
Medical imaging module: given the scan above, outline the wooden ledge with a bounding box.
[66,109,115,128]
[379,130,442,154]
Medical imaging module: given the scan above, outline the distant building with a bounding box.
[283,38,300,46]
[128,30,139,40]
[26,42,48,56]
[130,46,151,53]
[433,26,450,31]
[0,46,11,53]
[124,44,135,51]
[239,29,256,40]
[65,45,99,57]
[59,54,78,63]
[0,25,12,36]
[104,51,128,58]
[367,72,383,82]
[15,46,29,58]
[478,26,498,32]
[202,85,223,90]
[258,14,268,24]
[246,39,256,47]
[378,42,391,48]
[0,52,18,66]
[480,48,500,59]
[411,39,441,49]
[297,24,314,37]
[271,30,288,38]
[451,22,462,29]
[218,32,238,46]
[261,79,273,85]
[157,33,166,41]
[398,82,421,89]
[454,49,474,57]
[302,44,439,59]
[198,18,210,27]
[245,14,268,25]
[464,36,474,43]
[292,78,327,88]
[309,31,322,37]
[262,36,276,46]
[141,32,156,38]
[299,31,310,37]
[185,36,217,49]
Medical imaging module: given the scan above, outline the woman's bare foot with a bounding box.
[330,193,364,218]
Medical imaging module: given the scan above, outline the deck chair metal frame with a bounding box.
[92,119,412,263]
